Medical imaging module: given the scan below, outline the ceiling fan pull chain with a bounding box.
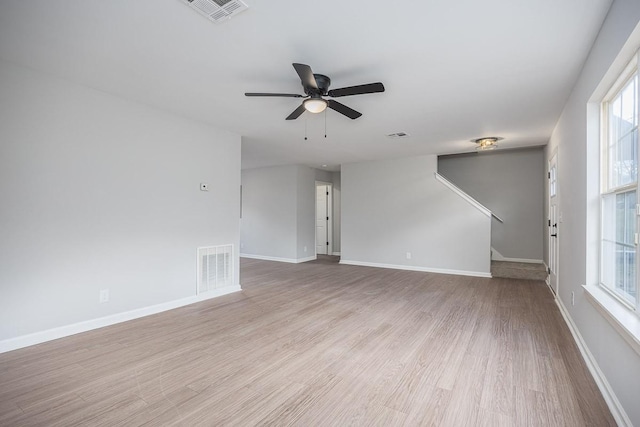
[304,118,308,141]
[324,109,327,138]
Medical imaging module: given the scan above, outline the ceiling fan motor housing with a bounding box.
[310,74,331,95]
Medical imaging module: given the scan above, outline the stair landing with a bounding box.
[491,261,548,281]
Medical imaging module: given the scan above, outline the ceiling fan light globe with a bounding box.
[304,98,327,113]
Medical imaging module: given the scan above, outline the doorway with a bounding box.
[316,182,333,255]
[548,151,559,295]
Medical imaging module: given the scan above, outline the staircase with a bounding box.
[491,261,548,281]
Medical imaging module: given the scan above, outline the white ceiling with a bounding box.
[0,0,612,171]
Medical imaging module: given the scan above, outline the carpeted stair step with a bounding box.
[491,261,548,281]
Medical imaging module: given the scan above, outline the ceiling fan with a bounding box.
[245,63,385,120]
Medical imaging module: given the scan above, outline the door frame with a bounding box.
[315,181,333,256]
[548,150,559,295]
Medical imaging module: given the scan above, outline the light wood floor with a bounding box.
[0,256,615,426]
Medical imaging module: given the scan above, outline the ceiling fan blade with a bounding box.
[292,63,318,90]
[245,92,304,97]
[286,103,307,120]
[328,82,385,98]
[328,100,362,119]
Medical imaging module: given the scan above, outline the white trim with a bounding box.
[598,52,640,314]
[332,252,341,256]
[434,172,491,218]
[492,247,544,264]
[555,294,632,427]
[240,253,317,264]
[339,259,491,278]
[315,181,333,256]
[544,261,550,285]
[494,257,544,265]
[0,285,242,354]
[547,147,560,296]
[583,284,640,357]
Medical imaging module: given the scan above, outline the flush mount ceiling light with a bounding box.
[471,137,503,151]
[303,97,328,113]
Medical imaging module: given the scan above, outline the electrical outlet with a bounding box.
[571,291,575,306]
[304,246,307,252]
[99,289,110,304]
[200,183,209,191]
[406,252,412,260]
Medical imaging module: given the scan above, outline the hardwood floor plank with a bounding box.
[514,387,549,426]
[538,355,587,426]
[512,328,542,393]
[256,372,344,426]
[0,257,616,425]
[477,407,514,427]
[440,352,489,426]
[479,334,514,416]
[404,385,451,426]
[359,404,408,426]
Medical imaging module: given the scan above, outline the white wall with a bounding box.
[546,1,640,424]
[0,59,241,343]
[314,169,333,183]
[241,165,298,260]
[341,155,491,276]
[297,166,316,259]
[438,147,545,261]
[240,165,316,262]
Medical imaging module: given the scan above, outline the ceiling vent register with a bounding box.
[387,132,410,139]
[183,0,248,23]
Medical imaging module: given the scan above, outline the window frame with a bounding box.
[599,52,640,313]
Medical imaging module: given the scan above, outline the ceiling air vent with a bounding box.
[387,132,410,139]
[183,0,249,23]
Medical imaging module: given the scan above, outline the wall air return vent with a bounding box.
[197,244,234,294]
[182,0,249,23]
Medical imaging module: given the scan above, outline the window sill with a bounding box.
[583,284,640,357]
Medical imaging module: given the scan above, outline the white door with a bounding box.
[316,185,328,255]
[548,153,559,294]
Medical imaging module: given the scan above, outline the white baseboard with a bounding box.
[0,285,242,354]
[339,259,491,278]
[240,253,317,264]
[491,247,543,264]
[555,296,632,427]
[332,252,341,256]
[544,262,550,285]
[498,257,544,264]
